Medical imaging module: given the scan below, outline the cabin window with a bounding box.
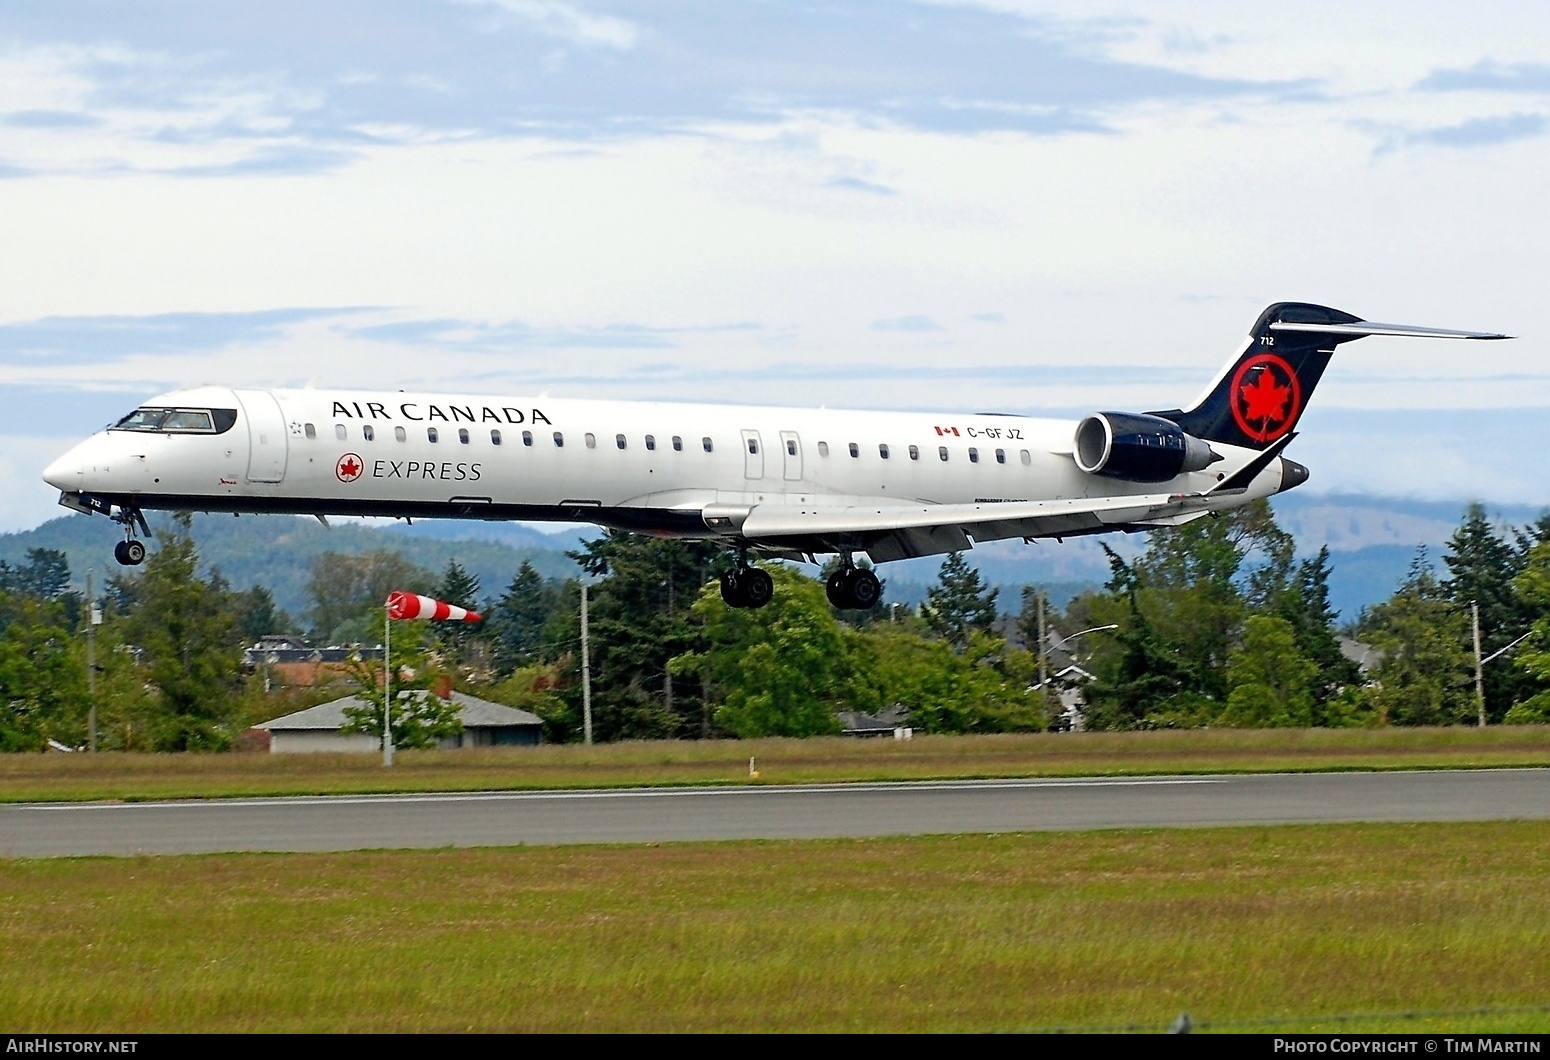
[702,436,713,453]
[909,445,919,461]
[394,426,406,442]
[969,447,979,463]
[491,429,502,445]
[995,448,1006,464]
[427,427,439,443]
[458,428,470,444]
[879,443,890,459]
[939,446,949,461]
[523,430,533,446]
[335,424,347,441]
[585,433,596,449]
[617,434,627,450]
[304,423,316,439]
[747,437,759,455]
[645,434,656,451]
[554,432,564,447]
[1020,449,1031,465]
[786,439,797,456]
[672,435,683,451]
[818,441,829,457]
[848,442,859,458]
[363,425,375,442]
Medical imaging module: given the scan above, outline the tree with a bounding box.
[490,560,559,673]
[923,553,998,649]
[1513,541,1550,706]
[0,548,72,600]
[305,549,434,643]
[1360,550,1473,726]
[0,592,88,751]
[678,565,865,738]
[867,626,1047,733]
[1443,503,1533,721]
[1277,547,1363,718]
[118,513,245,750]
[435,559,483,664]
[563,533,726,740]
[231,584,296,645]
[339,621,462,750]
[1219,616,1318,728]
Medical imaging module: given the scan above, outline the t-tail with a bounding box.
[1154,302,1509,451]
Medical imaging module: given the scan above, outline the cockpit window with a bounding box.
[112,407,235,434]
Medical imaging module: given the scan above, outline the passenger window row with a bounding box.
[306,423,1034,467]
[308,424,716,452]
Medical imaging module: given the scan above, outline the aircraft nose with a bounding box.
[42,446,84,490]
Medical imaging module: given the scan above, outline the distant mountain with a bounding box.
[1,493,1542,626]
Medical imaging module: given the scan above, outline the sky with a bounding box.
[1,0,1547,532]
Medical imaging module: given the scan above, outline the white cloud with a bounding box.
[452,0,640,50]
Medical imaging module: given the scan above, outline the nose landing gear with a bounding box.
[826,559,881,611]
[111,505,150,567]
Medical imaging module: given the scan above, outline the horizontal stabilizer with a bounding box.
[1269,320,1511,340]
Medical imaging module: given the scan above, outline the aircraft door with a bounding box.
[234,390,288,483]
[740,430,764,480]
[779,430,802,481]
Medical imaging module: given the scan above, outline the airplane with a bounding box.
[43,302,1506,610]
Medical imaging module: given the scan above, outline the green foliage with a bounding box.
[230,584,296,644]
[339,621,462,750]
[1359,551,1473,726]
[1219,616,1319,728]
[434,559,483,664]
[562,533,726,740]
[1514,541,1550,688]
[923,552,999,649]
[1503,692,1550,725]
[868,627,1048,733]
[1443,504,1538,720]
[681,566,860,738]
[490,560,560,674]
[118,514,246,750]
[305,549,435,643]
[0,548,72,600]
[481,662,572,742]
[0,592,88,751]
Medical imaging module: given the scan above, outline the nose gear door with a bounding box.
[234,390,288,483]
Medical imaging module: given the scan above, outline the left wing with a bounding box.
[738,491,1212,562]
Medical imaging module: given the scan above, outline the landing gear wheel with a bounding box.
[741,567,773,609]
[114,539,146,566]
[721,566,774,609]
[847,568,881,610]
[826,566,880,610]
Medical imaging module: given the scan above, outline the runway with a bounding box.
[3,768,1548,858]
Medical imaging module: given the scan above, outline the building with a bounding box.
[253,690,544,753]
[243,635,385,688]
[837,704,913,739]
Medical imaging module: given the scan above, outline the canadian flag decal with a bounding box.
[934,426,960,437]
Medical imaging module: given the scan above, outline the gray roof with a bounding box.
[257,691,543,731]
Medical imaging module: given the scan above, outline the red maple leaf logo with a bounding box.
[336,453,364,482]
[1230,354,1301,444]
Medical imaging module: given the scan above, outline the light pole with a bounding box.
[85,569,99,753]
[581,582,593,746]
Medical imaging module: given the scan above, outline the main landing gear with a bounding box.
[826,560,881,611]
[721,556,774,610]
[111,505,150,567]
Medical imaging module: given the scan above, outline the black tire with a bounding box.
[112,541,127,565]
[847,568,881,609]
[826,570,852,609]
[123,539,147,565]
[741,567,774,609]
[720,569,748,608]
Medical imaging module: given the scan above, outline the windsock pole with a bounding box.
[383,603,394,767]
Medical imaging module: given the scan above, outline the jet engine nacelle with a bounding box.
[1073,412,1219,483]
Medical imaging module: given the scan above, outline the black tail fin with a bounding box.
[1156,302,1360,451]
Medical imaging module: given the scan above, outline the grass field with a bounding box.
[3,726,1549,803]
[2,821,1547,1032]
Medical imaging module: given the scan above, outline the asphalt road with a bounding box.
[4,768,1548,858]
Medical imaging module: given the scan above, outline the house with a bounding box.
[243,635,385,688]
[252,690,544,753]
[837,704,913,739]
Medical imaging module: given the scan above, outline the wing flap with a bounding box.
[740,492,1205,543]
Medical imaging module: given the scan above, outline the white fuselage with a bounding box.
[43,385,1283,558]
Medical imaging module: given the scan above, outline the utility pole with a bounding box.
[1036,589,1048,690]
[581,582,593,746]
[1472,599,1487,728]
[383,604,394,767]
[86,569,98,753]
